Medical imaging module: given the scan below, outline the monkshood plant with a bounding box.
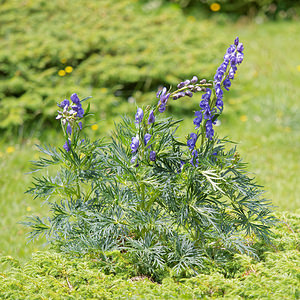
[25,37,275,280]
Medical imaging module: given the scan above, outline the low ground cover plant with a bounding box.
[1,211,299,299]
[23,37,277,282]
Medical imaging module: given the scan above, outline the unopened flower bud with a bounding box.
[150,151,156,161]
[200,79,207,84]
[183,80,190,85]
[135,108,144,124]
[177,92,186,98]
[191,76,198,84]
[185,90,193,97]
[177,82,185,89]
[234,37,239,46]
[148,110,155,124]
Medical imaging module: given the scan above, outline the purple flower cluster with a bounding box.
[191,87,216,140]
[173,76,207,100]
[131,107,157,164]
[191,37,244,144]
[186,37,244,165]
[131,136,139,153]
[56,93,84,151]
[214,36,244,100]
[187,133,198,151]
[156,87,170,113]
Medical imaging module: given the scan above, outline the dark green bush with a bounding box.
[0,0,226,136]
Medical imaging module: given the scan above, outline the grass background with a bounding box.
[0,0,299,268]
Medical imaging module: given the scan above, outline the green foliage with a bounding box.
[24,75,276,280]
[1,211,299,299]
[0,0,226,135]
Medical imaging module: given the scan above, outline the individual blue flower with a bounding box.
[236,52,244,64]
[199,99,209,109]
[158,104,166,113]
[228,66,237,79]
[130,155,140,168]
[187,132,197,150]
[148,110,155,124]
[227,44,235,54]
[157,87,170,111]
[190,150,199,167]
[150,151,156,161]
[214,69,224,82]
[230,55,237,65]
[135,108,144,124]
[130,156,139,167]
[193,111,202,129]
[223,78,231,91]
[78,121,82,130]
[237,43,244,53]
[216,99,223,111]
[201,88,212,101]
[215,83,223,99]
[203,108,211,120]
[58,99,70,108]
[66,122,72,135]
[70,93,81,105]
[205,120,214,140]
[144,133,151,146]
[219,61,229,72]
[63,139,71,152]
[72,105,84,118]
[130,137,139,153]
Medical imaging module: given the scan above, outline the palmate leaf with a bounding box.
[28,144,61,171]
[26,170,78,199]
[125,233,166,272]
[201,169,225,193]
[22,216,51,242]
[168,235,204,275]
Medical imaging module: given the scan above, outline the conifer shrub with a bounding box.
[1,211,299,299]
[0,0,225,135]
[24,37,277,281]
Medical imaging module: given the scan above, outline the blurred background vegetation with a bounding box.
[0,0,299,262]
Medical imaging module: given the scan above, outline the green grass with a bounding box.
[0,140,48,261]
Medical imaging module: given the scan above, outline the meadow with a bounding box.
[0,0,299,298]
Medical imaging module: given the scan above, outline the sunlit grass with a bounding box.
[0,141,48,263]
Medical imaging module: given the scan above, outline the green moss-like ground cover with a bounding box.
[0,211,299,299]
